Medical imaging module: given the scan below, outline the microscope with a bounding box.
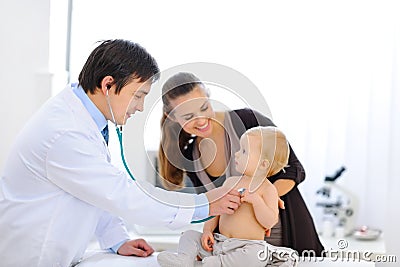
[315,166,358,237]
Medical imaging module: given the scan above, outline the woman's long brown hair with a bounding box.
[158,72,206,190]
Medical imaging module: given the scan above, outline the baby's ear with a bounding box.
[260,159,270,170]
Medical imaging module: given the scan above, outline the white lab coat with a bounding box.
[0,85,197,267]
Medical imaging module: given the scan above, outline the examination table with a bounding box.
[76,250,376,267]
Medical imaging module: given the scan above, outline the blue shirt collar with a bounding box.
[71,83,108,132]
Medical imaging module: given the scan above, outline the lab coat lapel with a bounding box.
[61,85,111,162]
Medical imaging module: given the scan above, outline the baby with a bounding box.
[158,126,298,267]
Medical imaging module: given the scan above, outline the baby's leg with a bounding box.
[201,238,266,267]
[158,230,211,267]
[177,230,209,258]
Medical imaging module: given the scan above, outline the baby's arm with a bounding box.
[203,215,219,234]
[241,182,279,230]
[201,215,219,251]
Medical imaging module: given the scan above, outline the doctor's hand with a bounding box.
[117,238,154,257]
[205,187,241,216]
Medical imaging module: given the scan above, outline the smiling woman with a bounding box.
[165,80,214,138]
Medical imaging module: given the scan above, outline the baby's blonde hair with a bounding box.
[244,126,289,177]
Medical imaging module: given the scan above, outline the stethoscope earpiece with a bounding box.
[105,85,117,126]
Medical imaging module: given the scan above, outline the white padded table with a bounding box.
[76,251,376,267]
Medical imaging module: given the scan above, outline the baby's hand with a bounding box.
[241,191,262,205]
[201,231,214,252]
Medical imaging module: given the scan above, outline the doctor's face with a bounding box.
[109,79,151,125]
[168,86,215,138]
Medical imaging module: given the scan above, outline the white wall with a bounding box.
[0,0,52,169]
[380,22,400,266]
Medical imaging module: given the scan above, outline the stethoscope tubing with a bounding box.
[107,91,213,224]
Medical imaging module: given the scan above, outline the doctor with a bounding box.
[0,39,241,267]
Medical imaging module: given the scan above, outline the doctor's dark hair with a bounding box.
[158,72,208,190]
[78,39,160,94]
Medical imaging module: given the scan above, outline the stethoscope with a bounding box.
[105,87,212,224]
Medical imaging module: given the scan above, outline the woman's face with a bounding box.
[167,86,215,138]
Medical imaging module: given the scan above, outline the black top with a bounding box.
[182,108,324,256]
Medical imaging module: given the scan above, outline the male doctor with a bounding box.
[0,39,241,267]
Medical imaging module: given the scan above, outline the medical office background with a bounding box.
[1,0,399,264]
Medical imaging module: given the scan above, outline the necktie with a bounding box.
[101,125,109,145]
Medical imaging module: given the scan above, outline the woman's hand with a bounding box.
[265,228,271,237]
[278,197,285,209]
[117,239,154,257]
[201,231,215,252]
